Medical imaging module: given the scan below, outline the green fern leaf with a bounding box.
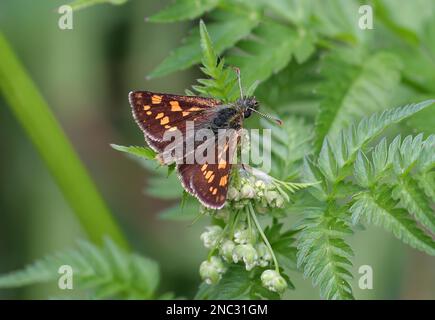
[147,0,219,23]
[0,239,160,299]
[148,10,260,79]
[228,21,297,89]
[265,223,298,272]
[261,116,314,178]
[312,0,365,43]
[255,58,321,111]
[110,144,156,160]
[350,187,435,255]
[195,265,280,300]
[296,208,354,300]
[416,171,435,202]
[314,51,402,149]
[393,176,435,232]
[67,0,127,11]
[323,100,434,181]
[354,135,435,232]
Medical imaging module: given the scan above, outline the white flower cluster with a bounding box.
[199,222,287,293]
[196,161,304,294]
[226,176,286,211]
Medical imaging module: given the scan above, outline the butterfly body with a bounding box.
[209,97,258,132]
[129,90,258,209]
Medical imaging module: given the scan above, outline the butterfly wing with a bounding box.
[129,91,221,142]
[177,129,240,209]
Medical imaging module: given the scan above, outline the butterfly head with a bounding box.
[237,96,259,119]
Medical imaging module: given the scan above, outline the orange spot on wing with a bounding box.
[219,175,228,186]
[152,95,162,104]
[218,160,227,169]
[208,175,215,183]
[205,171,213,179]
[188,107,202,111]
[170,101,182,111]
[146,111,152,115]
[201,164,208,172]
[143,105,151,111]
[160,116,170,125]
[212,188,218,195]
[182,112,190,117]
[155,112,164,119]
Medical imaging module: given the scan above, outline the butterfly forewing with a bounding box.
[129,91,220,141]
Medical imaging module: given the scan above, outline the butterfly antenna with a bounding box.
[248,108,283,126]
[234,67,244,99]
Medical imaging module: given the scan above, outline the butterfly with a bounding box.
[128,70,280,209]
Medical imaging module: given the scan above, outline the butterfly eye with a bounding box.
[244,109,252,118]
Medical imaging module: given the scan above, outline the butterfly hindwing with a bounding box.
[129,91,221,141]
[178,130,239,209]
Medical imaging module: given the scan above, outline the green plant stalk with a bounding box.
[0,32,129,250]
[247,203,280,273]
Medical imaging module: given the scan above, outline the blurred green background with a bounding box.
[0,0,433,299]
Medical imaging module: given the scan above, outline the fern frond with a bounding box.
[228,21,297,90]
[317,100,434,182]
[147,0,219,23]
[350,187,435,256]
[261,116,314,178]
[393,176,435,232]
[353,134,435,232]
[148,10,260,79]
[110,144,156,160]
[256,58,321,111]
[190,20,238,101]
[0,239,160,299]
[296,207,354,300]
[314,51,402,149]
[67,0,127,11]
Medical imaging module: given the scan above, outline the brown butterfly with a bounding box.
[128,71,280,209]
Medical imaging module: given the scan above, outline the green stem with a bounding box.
[247,203,280,273]
[0,32,129,249]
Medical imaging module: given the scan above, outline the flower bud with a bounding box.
[232,244,258,271]
[200,225,223,249]
[275,195,285,208]
[256,243,272,267]
[261,269,287,293]
[227,186,240,201]
[265,190,279,203]
[233,226,253,244]
[240,184,256,199]
[219,239,235,261]
[199,256,226,285]
[254,180,266,190]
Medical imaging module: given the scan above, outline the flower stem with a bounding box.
[248,203,280,273]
